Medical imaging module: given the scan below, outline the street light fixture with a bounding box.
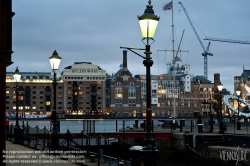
[49,50,61,151]
[217,82,224,134]
[236,88,241,130]
[121,1,159,165]
[13,66,21,144]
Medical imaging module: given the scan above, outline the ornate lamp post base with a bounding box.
[219,121,224,134]
[13,125,22,144]
[237,121,241,130]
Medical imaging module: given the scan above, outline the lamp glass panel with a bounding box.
[13,73,21,82]
[236,90,241,96]
[49,58,61,70]
[139,19,158,39]
[217,85,223,91]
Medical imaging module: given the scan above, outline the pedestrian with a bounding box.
[6,117,9,134]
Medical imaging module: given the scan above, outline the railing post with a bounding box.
[116,120,118,132]
[191,120,193,132]
[67,129,69,150]
[43,126,46,150]
[152,120,154,132]
[97,133,100,166]
[117,136,120,165]
[27,122,30,147]
[87,137,90,158]
[22,121,25,144]
[36,125,38,149]
[123,120,125,134]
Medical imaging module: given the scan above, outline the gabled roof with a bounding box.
[193,75,211,83]
[241,69,250,77]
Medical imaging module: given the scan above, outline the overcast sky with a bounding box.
[7,0,250,93]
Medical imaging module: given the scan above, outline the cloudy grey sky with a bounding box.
[7,0,250,93]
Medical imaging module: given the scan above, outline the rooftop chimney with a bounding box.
[214,73,220,90]
[123,50,127,69]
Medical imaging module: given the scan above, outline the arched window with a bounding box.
[128,82,136,98]
[115,82,123,98]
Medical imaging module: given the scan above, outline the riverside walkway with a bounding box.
[5,141,80,166]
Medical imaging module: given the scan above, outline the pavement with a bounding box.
[4,141,80,166]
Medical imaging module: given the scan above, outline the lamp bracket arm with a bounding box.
[120,46,146,59]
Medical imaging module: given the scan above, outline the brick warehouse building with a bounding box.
[6,71,64,118]
[61,62,107,117]
[109,50,141,118]
[6,52,223,119]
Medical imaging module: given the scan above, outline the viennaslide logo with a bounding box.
[219,146,248,165]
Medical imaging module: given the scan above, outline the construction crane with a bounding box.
[204,37,250,45]
[178,2,212,79]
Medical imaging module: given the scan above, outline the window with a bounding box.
[6,91,9,94]
[115,82,123,98]
[128,82,136,98]
[46,101,50,106]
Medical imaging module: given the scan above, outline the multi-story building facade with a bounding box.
[234,67,250,113]
[109,50,141,118]
[6,70,64,118]
[6,54,223,119]
[61,62,107,116]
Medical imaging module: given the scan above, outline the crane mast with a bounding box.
[178,2,213,79]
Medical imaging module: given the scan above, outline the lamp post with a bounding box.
[217,82,224,134]
[13,67,21,144]
[209,95,213,133]
[121,1,159,165]
[49,50,61,151]
[236,88,241,130]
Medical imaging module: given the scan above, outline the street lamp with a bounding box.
[236,88,241,130]
[13,66,21,144]
[208,92,213,133]
[121,1,159,165]
[49,50,61,151]
[217,82,224,134]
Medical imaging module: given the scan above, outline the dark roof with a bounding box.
[74,62,92,65]
[241,70,250,77]
[64,62,102,70]
[193,75,211,83]
[173,56,182,62]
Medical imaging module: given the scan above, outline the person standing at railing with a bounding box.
[5,117,9,135]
